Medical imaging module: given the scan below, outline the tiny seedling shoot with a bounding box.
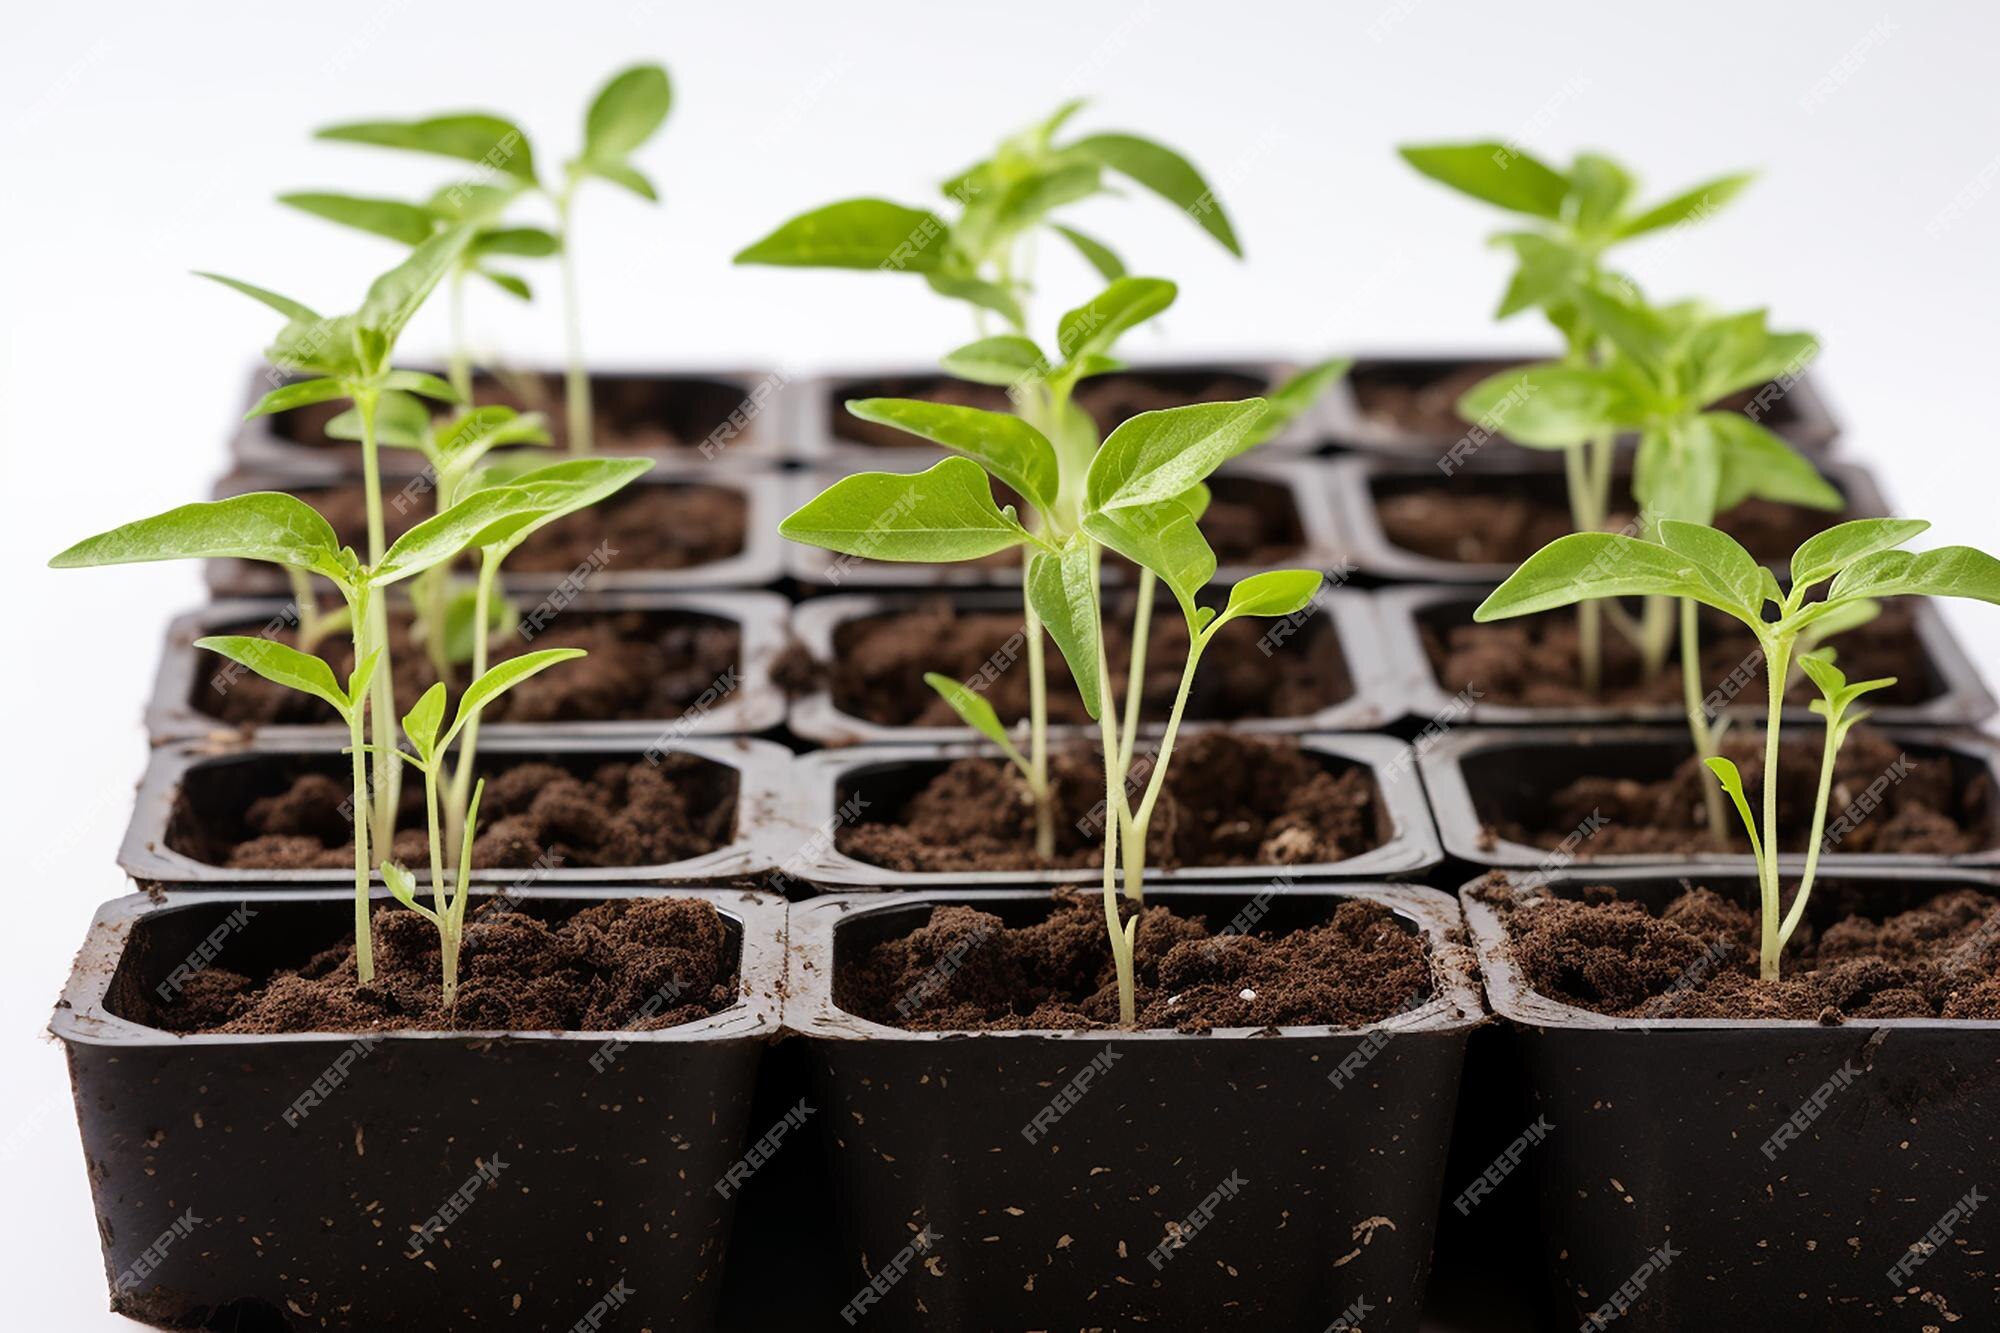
[1458,281,1839,840]
[734,99,1244,335]
[1475,517,2000,979]
[1401,141,1754,691]
[312,63,674,452]
[781,392,1323,1027]
[50,483,574,983]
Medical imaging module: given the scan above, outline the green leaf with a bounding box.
[470,226,561,258]
[1703,414,1842,513]
[1064,132,1242,255]
[278,191,436,246]
[478,268,534,300]
[381,369,463,403]
[843,399,1059,514]
[996,163,1102,235]
[1456,364,1629,449]
[1632,424,1723,529]
[50,493,346,583]
[1083,499,1216,621]
[734,199,950,272]
[1056,276,1176,367]
[1027,540,1102,719]
[246,377,350,420]
[329,390,432,448]
[197,272,320,322]
[1616,172,1755,239]
[318,113,538,185]
[1567,153,1636,236]
[1789,518,1931,589]
[778,456,1030,563]
[426,182,519,225]
[357,226,475,348]
[1211,570,1323,628]
[582,63,672,164]
[444,648,588,746]
[1828,545,2000,607]
[1240,357,1349,453]
[465,457,655,551]
[924,272,1025,328]
[435,405,552,464]
[921,671,1023,759]
[442,586,517,665]
[194,636,352,719]
[347,647,380,708]
[585,160,658,200]
[1086,399,1266,514]
[1656,520,1766,615]
[940,335,1048,387]
[374,481,578,586]
[1574,285,1672,376]
[1399,142,1570,220]
[1473,532,1720,622]
[1702,757,1764,862]
[1051,223,1125,280]
[401,682,448,764]
[382,860,429,915]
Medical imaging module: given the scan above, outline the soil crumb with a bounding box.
[838,889,1433,1032]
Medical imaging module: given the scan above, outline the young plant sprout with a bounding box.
[784,275,1340,856]
[1459,283,1840,840]
[1400,142,1753,689]
[204,226,477,841]
[734,99,1242,334]
[313,64,674,452]
[1475,517,2000,979]
[781,397,1322,1026]
[50,484,564,982]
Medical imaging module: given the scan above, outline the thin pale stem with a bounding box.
[555,191,591,455]
[1779,711,1842,952]
[446,554,498,846]
[448,266,472,403]
[346,589,375,984]
[1758,636,1795,980]
[424,765,447,921]
[355,389,402,851]
[1680,598,1729,848]
[1119,571,1156,777]
[1022,570,1053,858]
[1563,444,1604,694]
[1096,641,1135,1028]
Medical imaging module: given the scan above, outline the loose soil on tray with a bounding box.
[199,608,741,728]
[239,481,747,575]
[837,733,1384,872]
[1376,482,1837,566]
[1484,728,1990,857]
[834,370,1266,450]
[838,889,1432,1032]
[1482,876,2000,1021]
[1354,361,1798,441]
[167,754,736,870]
[1423,600,1932,710]
[274,371,759,455]
[790,600,1351,727]
[152,897,738,1033]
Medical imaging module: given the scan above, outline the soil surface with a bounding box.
[838,889,1433,1032]
[837,733,1383,872]
[1422,600,1931,709]
[153,897,738,1033]
[273,371,761,455]
[1483,877,2000,1020]
[253,481,747,574]
[198,608,740,728]
[832,370,1267,449]
[793,600,1350,727]
[1376,483,1838,566]
[168,754,736,870]
[1483,728,1990,857]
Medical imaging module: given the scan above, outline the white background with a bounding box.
[4,2,1997,1325]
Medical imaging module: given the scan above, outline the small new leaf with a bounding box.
[194,636,352,720]
[843,398,1060,514]
[779,457,1031,563]
[1086,400,1266,514]
[734,199,951,272]
[1027,540,1102,719]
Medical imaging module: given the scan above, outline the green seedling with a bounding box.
[380,648,583,1006]
[51,484,565,982]
[735,99,1241,334]
[782,398,1321,1026]
[313,64,673,452]
[1401,142,1753,690]
[1459,283,1839,840]
[1475,517,2000,979]
[204,227,475,840]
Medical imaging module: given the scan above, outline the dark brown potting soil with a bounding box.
[799,601,1349,727]
[1423,601,1930,709]
[155,897,738,1033]
[838,889,1433,1032]
[1485,877,2000,1020]
[1485,728,1989,857]
[274,371,759,454]
[168,755,735,870]
[199,609,740,728]
[267,481,746,573]
[833,370,1267,449]
[837,733,1383,872]
[1353,361,1521,436]
[1377,486,1838,567]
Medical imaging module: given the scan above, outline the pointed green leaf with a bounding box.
[924,271,1025,328]
[1567,153,1636,236]
[1616,172,1755,239]
[779,457,1030,563]
[1828,545,2000,607]
[1212,569,1323,628]
[1702,756,1764,861]
[463,457,654,551]
[246,377,349,419]
[1063,132,1241,255]
[1474,532,1716,621]
[1457,363,1632,449]
[1085,399,1265,514]
[582,63,672,164]
[197,272,320,322]
[1656,519,1765,616]
[1790,518,1931,589]
[479,267,534,300]
[382,860,429,914]
[195,636,352,718]
[347,648,381,710]
[1083,499,1216,621]
[402,682,448,764]
[1240,358,1349,453]
[278,191,437,245]
[1055,276,1176,367]
[1027,540,1101,719]
[380,369,463,403]
[844,399,1059,514]
[1399,142,1570,220]
[939,335,1048,387]
[328,390,432,448]
[1706,413,1843,513]
[586,160,658,200]
[734,199,950,272]
[50,493,347,582]
[444,648,588,746]
[1051,223,1125,281]
[470,226,561,258]
[921,671,1024,761]
[357,226,476,347]
[318,113,538,185]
